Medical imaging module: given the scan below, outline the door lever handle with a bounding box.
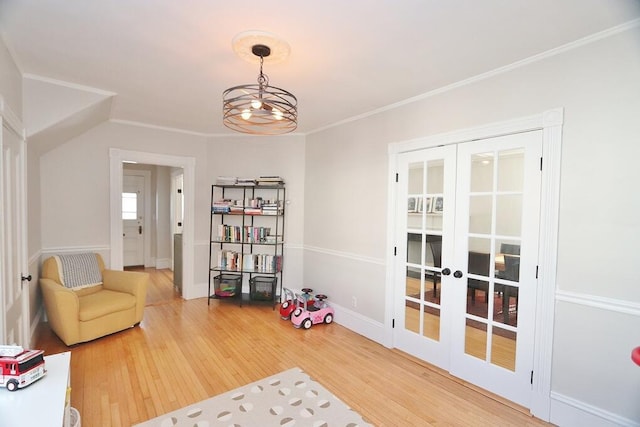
[138,225,142,234]
[21,274,32,282]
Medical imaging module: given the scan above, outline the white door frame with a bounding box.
[110,149,196,298]
[0,97,29,346]
[386,108,563,421]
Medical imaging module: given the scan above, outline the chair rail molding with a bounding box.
[556,290,640,317]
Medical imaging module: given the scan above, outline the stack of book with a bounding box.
[212,199,232,213]
[236,177,256,186]
[262,200,284,215]
[256,176,284,186]
[216,176,237,186]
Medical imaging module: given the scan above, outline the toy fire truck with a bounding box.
[0,345,47,391]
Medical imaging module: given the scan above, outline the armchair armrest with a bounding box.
[102,269,149,322]
[39,278,80,346]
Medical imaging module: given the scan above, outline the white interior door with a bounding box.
[394,145,457,369]
[0,119,29,346]
[394,130,542,408]
[123,174,145,267]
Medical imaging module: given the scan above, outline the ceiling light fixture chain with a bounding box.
[222,36,297,135]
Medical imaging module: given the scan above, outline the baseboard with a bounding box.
[550,391,640,427]
[155,258,172,269]
[29,306,45,348]
[331,302,387,346]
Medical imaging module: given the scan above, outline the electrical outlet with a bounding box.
[352,296,357,308]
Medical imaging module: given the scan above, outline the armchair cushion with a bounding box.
[40,253,149,346]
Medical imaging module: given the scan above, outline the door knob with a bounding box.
[441,268,451,276]
[21,274,32,282]
[453,270,463,278]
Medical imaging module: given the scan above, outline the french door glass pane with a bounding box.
[404,159,445,343]
[464,148,525,369]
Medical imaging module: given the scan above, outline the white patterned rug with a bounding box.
[134,367,373,427]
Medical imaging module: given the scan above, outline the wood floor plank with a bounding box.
[35,268,552,426]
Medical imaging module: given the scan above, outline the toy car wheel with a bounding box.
[7,379,19,392]
[302,318,313,329]
[281,301,290,309]
[324,313,334,324]
[293,308,302,317]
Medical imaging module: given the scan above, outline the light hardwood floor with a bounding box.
[35,268,552,426]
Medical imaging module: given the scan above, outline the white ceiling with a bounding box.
[1,0,639,135]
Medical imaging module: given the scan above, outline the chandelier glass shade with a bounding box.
[222,44,297,135]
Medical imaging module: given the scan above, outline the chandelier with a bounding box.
[222,43,297,135]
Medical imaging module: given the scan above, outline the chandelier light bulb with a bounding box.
[273,109,283,120]
[241,109,252,120]
[251,99,262,109]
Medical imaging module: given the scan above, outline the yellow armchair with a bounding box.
[40,254,149,346]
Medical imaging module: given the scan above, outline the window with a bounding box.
[122,192,137,220]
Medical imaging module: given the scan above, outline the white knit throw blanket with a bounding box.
[54,253,103,289]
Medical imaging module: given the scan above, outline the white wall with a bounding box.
[304,25,640,425]
[39,122,306,296]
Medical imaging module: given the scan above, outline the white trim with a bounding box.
[41,245,111,255]
[23,73,117,97]
[109,149,197,298]
[110,118,305,138]
[550,391,640,427]
[386,108,563,421]
[556,290,640,317]
[0,96,25,138]
[304,245,385,266]
[529,107,564,419]
[331,302,387,345]
[310,19,640,136]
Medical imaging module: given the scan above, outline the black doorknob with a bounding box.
[441,268,451,276]
[21,274,32,282]
[453,270,463,278]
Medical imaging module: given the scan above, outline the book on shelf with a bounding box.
[236,178,256,186]
[256,176,284,186]
[216,176,237,185]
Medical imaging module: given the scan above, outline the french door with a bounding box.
[394,130,542,407]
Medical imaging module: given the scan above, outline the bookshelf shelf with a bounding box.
[208,180,285,308]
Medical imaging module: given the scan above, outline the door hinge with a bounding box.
[395,173,399,183]
[394,246,397,256]
[536,265,539,279]
[392,318,395,328]
[177,188,182,194]
[531,370,534,384]
[540,157,543,171]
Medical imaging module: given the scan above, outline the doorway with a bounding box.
[387,108,564,420]
[109,149,196,299]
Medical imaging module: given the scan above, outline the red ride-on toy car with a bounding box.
[279,287,315,320]
[291,294,334,329]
